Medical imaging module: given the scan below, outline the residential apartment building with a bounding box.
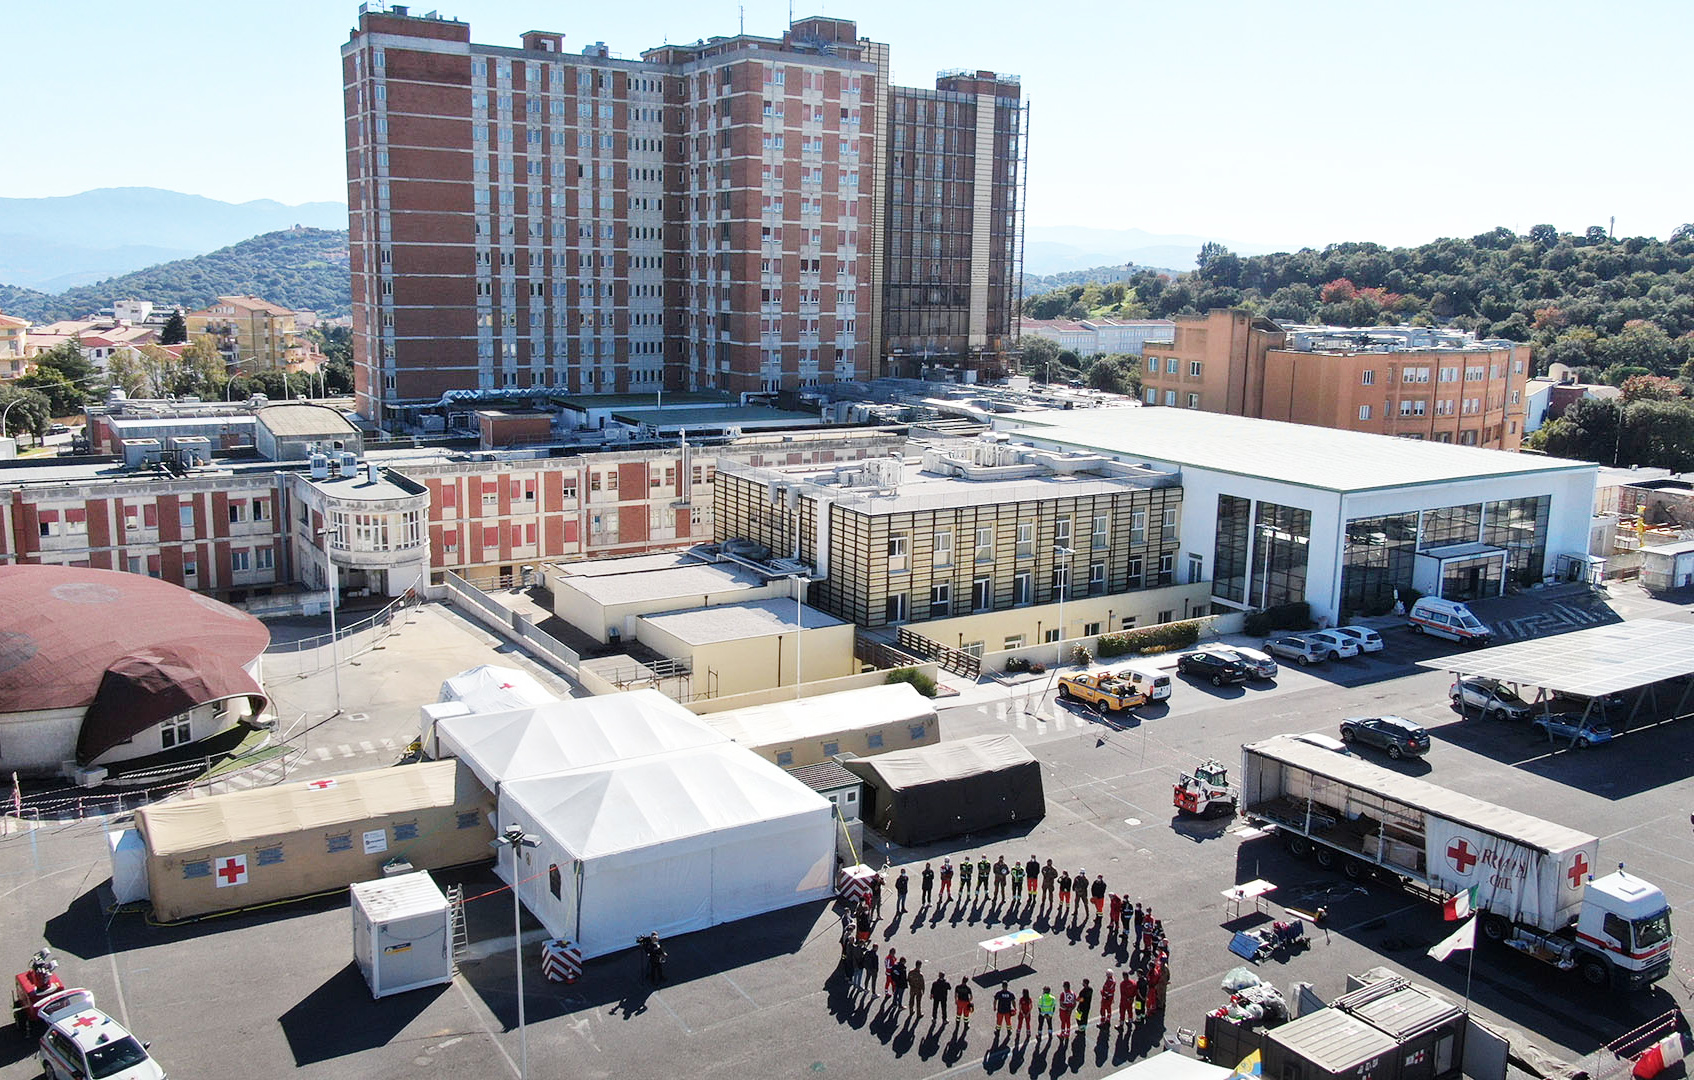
[341,8,1024,426]
[185,295,306,371]
[0,314,27,378]
[1018,317,1174,359]
[1140,309,1530,449]
[882,72,1026,376]
[713,436,1209,654]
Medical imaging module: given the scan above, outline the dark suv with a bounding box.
[1177,649,1251,687]
[1339,715,1429,759]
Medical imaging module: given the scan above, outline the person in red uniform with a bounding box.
[1016,987,1034,1039]
[1057,981,1077,1038]
[1098,971,1116,1029]
[1117,969,1136,1028]
[884,950,900,997]
[954,978,974,1027]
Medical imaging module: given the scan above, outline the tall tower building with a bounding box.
[342,7,1024,426]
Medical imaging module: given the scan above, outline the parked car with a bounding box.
[1338,715,1430,759]
[1449,677,1533,722]
[1176,649,1251,686]
[39,1003,164,1080]
[1531,713,1614,748]
[1208,643,1278,680]
[1306,629,1362,660]
[1549,690,1629,716]
[1115,664,1173,702]
[1331,625,1385,653]
[1263,635,1328,666]
[1289,731,1352,755]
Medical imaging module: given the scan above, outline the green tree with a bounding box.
[30,339,98,387]
[17,369,86,417]
[1085,355,1139,395]
[0,387,51,443]
[1019,335,1061,375]
[158,310,188,345]
[1597,320,1677,374]
[1620,374,1685,404]
[1619,399,1694,472]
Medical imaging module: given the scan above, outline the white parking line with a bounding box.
[359,740,376,753]
[337,744,354,757]
[314,747,331,761]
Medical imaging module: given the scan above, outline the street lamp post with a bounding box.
[1257,523,1274,609]
[0,396,27,441]
[314,528,343,716]
[494,825,541,1080]
[1054,545,1075,667]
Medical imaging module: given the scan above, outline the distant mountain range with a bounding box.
[0,188,346,292]
[1022,225,1277,277]
[0,229,351,324]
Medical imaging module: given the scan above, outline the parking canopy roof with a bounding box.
[1418,618,1694,696]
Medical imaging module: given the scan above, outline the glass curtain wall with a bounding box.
[1483,496,1551,587]
[1212,495,1252,604]
[1252,502,1312,609]
[1339,512,1419,618]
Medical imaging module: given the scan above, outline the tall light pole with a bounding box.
[1257,523,1274,609]
[315,528,343,716]
[1054,545,1075,667]
[494,825,540,1080]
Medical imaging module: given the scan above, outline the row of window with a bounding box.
[1358,390,1519,420]
[885,512,1177,570]
[1362,360,1521,386]
[908,554,1179,618]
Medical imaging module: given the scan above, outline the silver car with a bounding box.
[1264,635,1328,666]
[1207,643,1277,680]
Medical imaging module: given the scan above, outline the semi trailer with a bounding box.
[1241,735,1673,990]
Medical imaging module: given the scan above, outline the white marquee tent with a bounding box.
[436,689,729,793]
[498,742,833,958]
[437,665,557,714]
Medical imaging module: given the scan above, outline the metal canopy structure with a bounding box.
[1417,618,1694,697]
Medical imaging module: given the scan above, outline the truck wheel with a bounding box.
[1411,623,1423,634]
[1580,957,1611,988]
[1094,700,1111,715]
[1285,835,1312,858]
[1342,859,1365,881]
[1314,847,1336,870]
[1058,686,1073,701]
[1480,914,1510,942]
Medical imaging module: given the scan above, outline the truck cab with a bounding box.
[1574,870,1674,989]
[1056,672,1145,714]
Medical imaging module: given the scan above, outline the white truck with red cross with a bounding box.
[1241,735,1674,991]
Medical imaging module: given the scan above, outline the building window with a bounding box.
[1359,405,1372,420]
[865,733,883,749]
[1043,628,1060,644]
[183,557,198,579]
[1126,556,1144,588]
[1187,393,1200,409]
[1188,553,1204,584]
[1050,564,1069,599]
[1015,522,1034,559]
[1004,635,1026,650]
[962,641,985,659]
[887,533,908,573]
[1157,609,1174,624]
[160,716,192,749]
[1165,357,1179,374]
[1131,511,1147,544]
[1054,516,1071,547]
[776,750,794,767]
[933,529,952,567]
[1091,514,1109,549]
[908,724,926,741]
[179,504,194,531]
[1012,572,1032,605]
[884,593,908,623]
[1361,370,1375,386]
[1144,388,1157,405]
[1163,508,1178,530]
[972,577,992,612]
[231,550,250,573]
[822,741,840,757]
[1158,553,1174,584]
[930,582,951,619]
[1189,360,1203,377]
[1164,390,1177,406]
[1089,562,1106,594]
[256,547,274,571]
[975,527,994,562]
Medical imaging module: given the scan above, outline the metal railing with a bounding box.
[263,590,420,678]
[3,742,305,827]
[896,626,982,680]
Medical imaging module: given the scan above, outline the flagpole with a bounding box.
[1463,930,1474,1010]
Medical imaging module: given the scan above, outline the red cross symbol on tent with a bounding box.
[307,779,337,791]
[215,855,248,888]
[1446,839,1478,874]
[499,682,515,690]
[71,1015,96,1029]
[1568,853,1590,888]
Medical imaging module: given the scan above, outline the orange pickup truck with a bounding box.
[1056,672,1146,714]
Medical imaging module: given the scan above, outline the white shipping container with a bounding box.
[350,872,454,998]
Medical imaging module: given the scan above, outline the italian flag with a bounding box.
[1443,885,1477,922]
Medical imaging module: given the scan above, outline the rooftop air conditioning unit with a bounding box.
[310,454,330,480]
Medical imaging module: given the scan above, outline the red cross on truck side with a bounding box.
[217,858,245,885]
[1568,853,1590,888]
[1447,838,1478,874]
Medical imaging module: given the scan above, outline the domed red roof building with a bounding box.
[0,565,270,777]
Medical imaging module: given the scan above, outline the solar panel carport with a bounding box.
[1419,618,1694,733]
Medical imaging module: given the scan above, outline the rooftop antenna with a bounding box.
[740,4,744,34]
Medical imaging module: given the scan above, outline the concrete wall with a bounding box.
[545,568,785,645]
[913,581,1213,653]
[635,621,858,698]
[685,663,942,714]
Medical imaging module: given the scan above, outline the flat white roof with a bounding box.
[704,683,936,747]
[639,598,846,645]
[996,407,1593,494]
[564,562,765,606]
[1418,617,1694,696]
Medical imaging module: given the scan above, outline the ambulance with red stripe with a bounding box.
[37,996,165,1080]
[1407,596,1494,645]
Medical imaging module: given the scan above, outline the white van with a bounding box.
[1119,665,1173,702]
[1407,596,1493,645]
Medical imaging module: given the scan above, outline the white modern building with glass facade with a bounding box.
[995,407,1597,625]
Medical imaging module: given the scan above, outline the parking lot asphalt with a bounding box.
[3,584,1692,1080]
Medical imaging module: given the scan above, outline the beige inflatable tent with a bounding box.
[134,759,494,922]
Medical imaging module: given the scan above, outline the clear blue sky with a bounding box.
[7,0,1688,249]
